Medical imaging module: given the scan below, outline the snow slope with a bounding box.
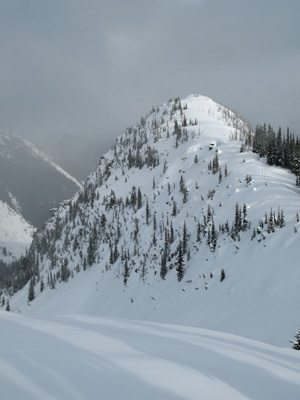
[0,200,34,262]
[1,311,299,400]
[5,94,300,347]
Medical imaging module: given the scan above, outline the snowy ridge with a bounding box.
[5,94,300,347]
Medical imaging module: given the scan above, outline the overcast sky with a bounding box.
[1,0,299,153]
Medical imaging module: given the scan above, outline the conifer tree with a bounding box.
[290,326,300,350]
[28,277,35,302]
[220,268,225,282]
[160,253,167,280]
[242,203,248,231]
[280,209,285,228]
[6,299,10,311]
[233,203,242,235]
[137,187,142,209]
[170,221,174,244]
[145,198,150,225]
[210,218,217,251]
[87,232,96,266]
[176,241,184,282]
[267,209,275,233]
[182,221,188,255]
[123,257,129,286]
[172,201,177,217]
[40,278,44,292]
[212,154,219,174]
[153,214,157,246]
[196,221,201,242]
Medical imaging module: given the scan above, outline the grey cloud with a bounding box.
[0,0,299,156]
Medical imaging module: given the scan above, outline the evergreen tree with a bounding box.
[233,203,242,235]
[280,209,285,228]
[196,221,201,242]
[145,198,150,225]
[267,209,275,233]
[28,277,35,302]
[123,257,129,286]
[153,214,157,246]
[212,154,219,174]
[114,240,119,262]
[170,221,174,244]
[87,232,96,266]
[100,213,107,230]
[182,221,188,255]
[290,326,300,350]
[40,278,44,292]
[210,218,217,251]
[6,299,10,311]
[176,241,184,282]
[242,203,248,231]
[160,252,167,280]
[137,187,142,209]
[220,268,225,282]
[174,120,182,147]
[172,201,177,217]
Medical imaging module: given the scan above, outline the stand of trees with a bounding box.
[252,124,300,179]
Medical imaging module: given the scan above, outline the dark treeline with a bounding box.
[252,124,300,181]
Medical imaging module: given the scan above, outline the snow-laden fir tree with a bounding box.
[290,327,300,350]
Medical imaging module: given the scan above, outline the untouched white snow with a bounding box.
[0,200,34,262]
[1,311,299,400]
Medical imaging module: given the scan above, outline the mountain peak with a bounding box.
[3,95,300,347]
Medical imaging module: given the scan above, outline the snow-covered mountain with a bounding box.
[3,95,300,347]
[0,129,82,228]
[0,200,34,263]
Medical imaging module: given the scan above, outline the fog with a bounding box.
[1,0,299,178]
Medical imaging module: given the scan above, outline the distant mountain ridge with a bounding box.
[3,95,300,347]
[0,129,82,228]
[0,200,34,263]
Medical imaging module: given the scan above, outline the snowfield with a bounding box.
[1,311,300,400]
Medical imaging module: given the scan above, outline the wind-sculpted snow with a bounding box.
[1,312,299,400]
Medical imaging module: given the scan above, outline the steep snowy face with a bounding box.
[0,200,34,262]
[6,95,300,346]
[0,129,82,228]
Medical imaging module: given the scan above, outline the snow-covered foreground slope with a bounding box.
[1,312,299,400]
[0,200,34,262]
